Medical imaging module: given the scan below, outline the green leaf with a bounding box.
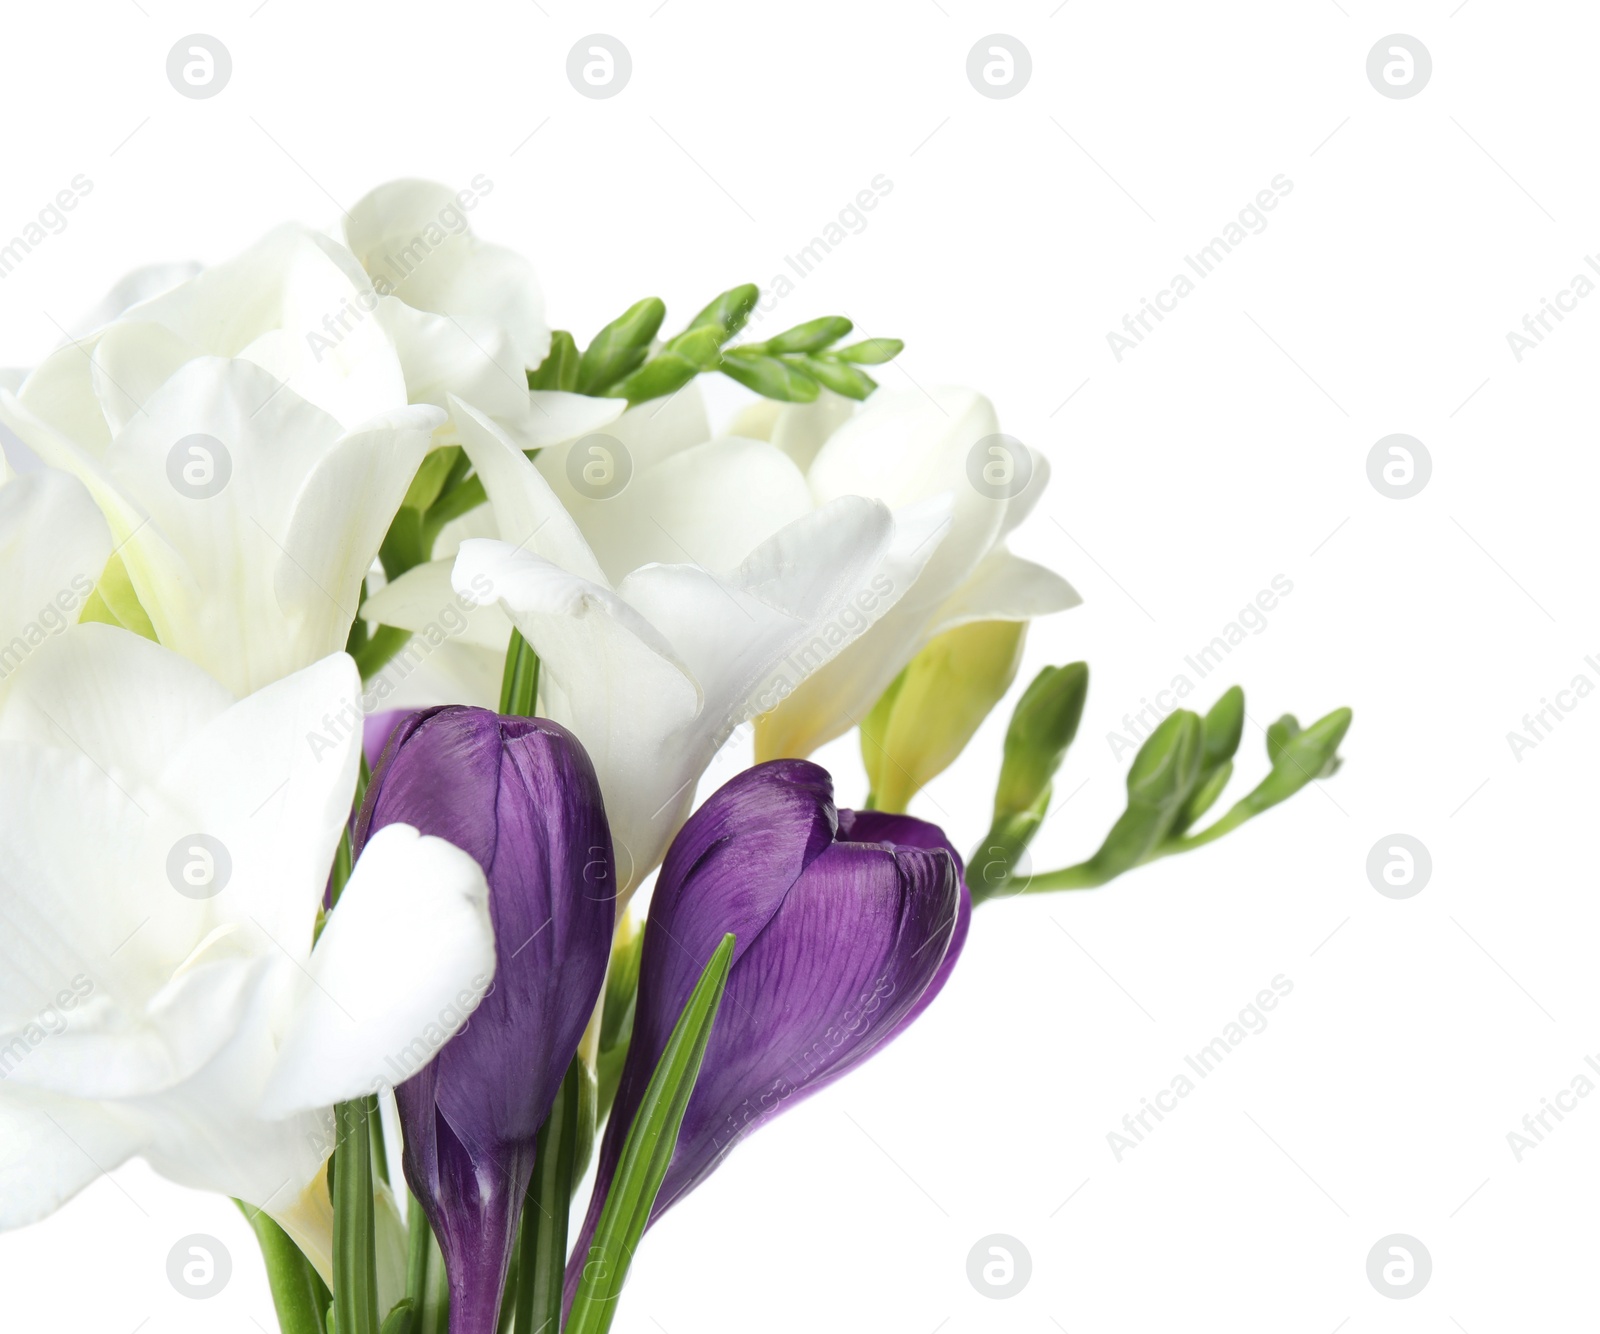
[719,350,820,401]
[401,447,463,513]
[834,337,904,364]
[238,1200,328,1334]
[379,1300,414,1334]
[378,506,427,583]
[529,330,580,391]
[333,1097,381,1334]
[760,315,853,354]
[513,1059,583,1334]
[577,299,666,396]
[594,916,645,1146]
[565,934,736,1334]
[498,629,541,718]
[403,1191,448,1334]
[685,284,760,339]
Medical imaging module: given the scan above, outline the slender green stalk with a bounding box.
[333,1097,381,1334]
[499,630,541,718]
[1012,862,1114,894]
[353,625,415,683]
[369,1103,390,1188]
[405,1192,449,1334]
[237,1200,326,1334]
[515,1059,582,1334]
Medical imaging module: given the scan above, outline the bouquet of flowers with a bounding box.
[0,179,1349,1334]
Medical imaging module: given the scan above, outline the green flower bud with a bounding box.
[834,337,904,364]
[719,349,820,401]
[609,351,701,405]
[795,354,877,400]
[762,315,853,355]
[1081,709,1204,882]
[576,298,666,395]
[1238,707,1352,816]
[686,283,760,340]
[992,661,1089,822]
[528,329,580,391]
[1173,685,1244,834]
[862,620,1027,812]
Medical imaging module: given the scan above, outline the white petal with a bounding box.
[157,650,362,949]
[534,381,709,506]
[522,390,627,448]
[925,546,1082,634]
[361,557,512,653]
[70,261,201,338]
[259,825,495,1116]
[0,1089,142,1229]
[768,390,858,472]
[452,539,699,887]
[104,357,438,695]
[450,395,607,584]
[0,468,110,656]
[14,343,113,458]
[343,180,548,371]
[277,404,447,678]
[0,622,231,785]
[361,639,504,713]
[566,435,813,584]
[808,385,1007,611]
[133,965,333,1209]
[620,495,895,729]
[104,225,408,430]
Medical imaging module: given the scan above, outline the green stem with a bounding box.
[333,1097,381,1334]
[515,1059,582,1334]
[1012,862,1114,894]
[237,1200,327,1334]
[1165,804,1252,852]
[499,630,541,718]
[354,625,416,684]
[370,1101,390,1188]
[406,1192,449,1334]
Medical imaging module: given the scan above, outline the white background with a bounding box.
[2,1,1595,1329]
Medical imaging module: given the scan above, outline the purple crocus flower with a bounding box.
[566,759,967,1304]
[355,706,616,1334]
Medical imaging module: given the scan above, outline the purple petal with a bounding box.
[359,707,615,1334]
[565,761,960,1309]
[363,708,409,771]
[835,808,971,1035]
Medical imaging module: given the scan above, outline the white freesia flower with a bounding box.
[0,356,444,696]
[363,396,946,892]
[340,179,625,452]
[748,386,1079,759]
[0,626,495,1272]
[14,226,408,443]
[528,384,1078,759]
